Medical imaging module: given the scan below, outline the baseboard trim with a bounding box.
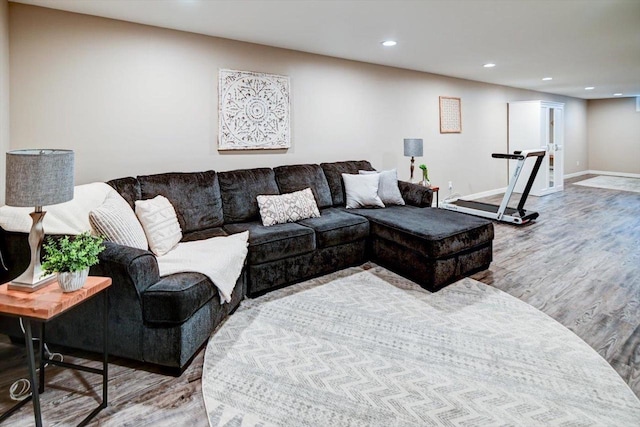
[564,170,590,179]
[587,170,640,179]
[454,170,639,202]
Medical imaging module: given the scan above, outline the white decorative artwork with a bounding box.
[439,96,462,133]
[218,69,291,150]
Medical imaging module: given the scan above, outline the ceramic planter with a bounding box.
[57,269,89,292]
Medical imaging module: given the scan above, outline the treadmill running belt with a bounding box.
[453,200,519,215]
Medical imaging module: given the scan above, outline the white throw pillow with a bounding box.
[341,173,385,209]
[359,169,405,206]
[89,190,148,250]
[257,188,321,227]
[135,195,182,256]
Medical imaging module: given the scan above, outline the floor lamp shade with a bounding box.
[5,149,75,291]
[403,138,423,182]
[6,149,75,207]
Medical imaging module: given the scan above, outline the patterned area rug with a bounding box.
[202,268,640,426]
[574,175,640,193]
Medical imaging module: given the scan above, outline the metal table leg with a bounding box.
[39,322,45,394]
[23,319,43,427]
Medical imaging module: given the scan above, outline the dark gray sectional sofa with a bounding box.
[0,160,493,372]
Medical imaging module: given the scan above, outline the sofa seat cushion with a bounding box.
[298,208,369,248]
[348,206,494,259]
[224,222,315,264]
[181,227,228,242]
[142,272,216,325]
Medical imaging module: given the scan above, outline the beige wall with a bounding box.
[9,4,588,197]
[0,0,8,205]
[588,97,640,174]
[564,97,590,174]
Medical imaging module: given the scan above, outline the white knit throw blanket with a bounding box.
[0,182,113,235]
[156,231,249,304]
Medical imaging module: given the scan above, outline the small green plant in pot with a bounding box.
[42,232,105,292]
[419,164,430,186]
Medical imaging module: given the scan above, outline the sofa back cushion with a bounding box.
[320,160,376,206]
[273,164,333,209]
[107,177,142,210]
[218,168,280,223]
[137,171,224,233]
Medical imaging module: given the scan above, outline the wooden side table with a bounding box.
[0,276,112,427]
[430,186,440,207]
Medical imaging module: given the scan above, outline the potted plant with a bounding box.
[41,232,105,292]
[419,164,430,187]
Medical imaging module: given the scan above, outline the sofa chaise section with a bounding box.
[348,205,494,291]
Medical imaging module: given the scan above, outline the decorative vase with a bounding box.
[422,178,431,187]
[57,269,89,292]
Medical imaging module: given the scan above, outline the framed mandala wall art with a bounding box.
[218,69,291,150]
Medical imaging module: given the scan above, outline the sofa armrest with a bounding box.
[398,181,433,207]
[89,242,160,318]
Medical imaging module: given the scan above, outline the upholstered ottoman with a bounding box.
[349,205,494,291]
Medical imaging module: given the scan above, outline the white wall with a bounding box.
[0,0,9,205]
[588,97,640,174]
[9,4,588,197]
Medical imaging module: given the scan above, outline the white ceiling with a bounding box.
[11,0,640,100]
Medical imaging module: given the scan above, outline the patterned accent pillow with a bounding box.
[135,195,182,256]
[257,188,321,227]
[89,190,148,250]
[342,173,385,209]
[359,169,405,206]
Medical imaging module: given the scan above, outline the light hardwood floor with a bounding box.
[1,175,638,425]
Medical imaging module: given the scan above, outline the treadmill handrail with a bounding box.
[492,153,524,160]
[520,149,546,157]
[491,149,546,160]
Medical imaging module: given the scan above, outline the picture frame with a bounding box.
[218,69,291,150]
[439,96,462,133]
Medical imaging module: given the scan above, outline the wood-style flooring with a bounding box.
[470,175,640,396]
[0,175,638,425]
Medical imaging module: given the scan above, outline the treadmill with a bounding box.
[441,149,546,225]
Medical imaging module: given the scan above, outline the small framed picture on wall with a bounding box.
[439,96,462,133]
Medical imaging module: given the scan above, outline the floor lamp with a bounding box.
[403,138,423,182]
[5,149,75,292]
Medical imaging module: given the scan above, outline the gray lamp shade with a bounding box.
[5,149,75,207]
[403,138,423,157]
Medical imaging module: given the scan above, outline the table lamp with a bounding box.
[403,138,423,182]
[5,149,75,291]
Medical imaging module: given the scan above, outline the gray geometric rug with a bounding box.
[574,175,640,193]
[202,270,640,426]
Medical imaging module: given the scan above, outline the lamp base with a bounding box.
[7,209,54,292]
[410,156,416,182]
[8,274,56,292]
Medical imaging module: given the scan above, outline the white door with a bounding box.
[508,101,564,196]
[536,106,564,196]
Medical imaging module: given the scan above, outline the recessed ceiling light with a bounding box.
[613,93,623,96]
[585,86,595,90]
[542,77,553,81]
[483,63,496,68]
[381,40,397,47]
